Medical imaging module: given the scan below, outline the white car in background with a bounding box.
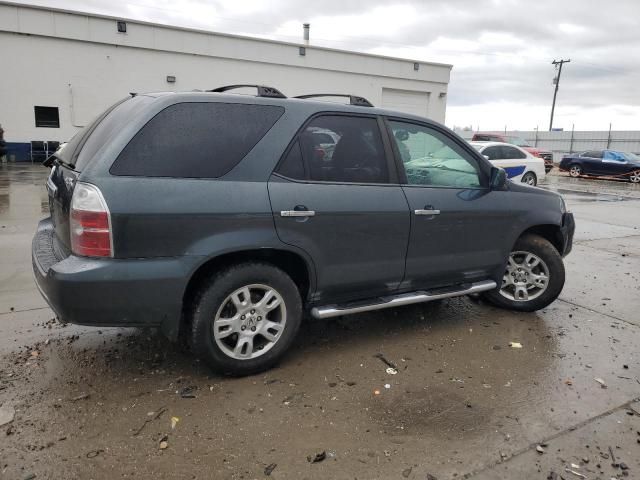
[469,141,546,186]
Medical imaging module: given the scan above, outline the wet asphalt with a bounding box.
[0,164,638,479]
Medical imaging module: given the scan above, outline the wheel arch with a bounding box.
[517,224,565,255]
[172,248,315,340]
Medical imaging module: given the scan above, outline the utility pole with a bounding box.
[549,59,570,131]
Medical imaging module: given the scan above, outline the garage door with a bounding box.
[382,88,430,118]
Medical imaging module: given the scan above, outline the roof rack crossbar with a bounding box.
[207,84,286,99]
[294,94,374,107]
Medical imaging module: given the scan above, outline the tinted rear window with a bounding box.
[75,96,154,170]
[110,102,284,178]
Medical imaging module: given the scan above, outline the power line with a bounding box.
[549,59,570,131]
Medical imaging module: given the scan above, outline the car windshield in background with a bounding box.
[506,136,530,147]
[625,152,639,161]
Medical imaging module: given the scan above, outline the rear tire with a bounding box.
[190,262,302,376]
[629,170,640,184]
[521,172,537,186]
[569,164,582,177]
[482,234,565,312]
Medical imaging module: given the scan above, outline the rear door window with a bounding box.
[501,146,527,159]
[276,115,390,184]
[482,146,502,160]
[111,102,284,178]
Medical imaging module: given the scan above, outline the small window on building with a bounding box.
[117,21,127,33]
[34,106,60,128]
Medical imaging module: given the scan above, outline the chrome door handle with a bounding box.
[280,210,316,217]
[415,209,440,215]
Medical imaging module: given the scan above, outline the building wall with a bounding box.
[0,2,451,160]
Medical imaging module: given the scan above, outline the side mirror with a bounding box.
[490,166,507,190]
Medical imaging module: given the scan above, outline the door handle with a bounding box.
[280,210,316,217]
[415,209,440,215]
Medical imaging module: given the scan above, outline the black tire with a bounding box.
[190,262,302,376]
[521,172,537,186]
[482,234,565,312]
[568,164,582,177]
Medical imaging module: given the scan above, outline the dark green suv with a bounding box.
[33,85,574,375]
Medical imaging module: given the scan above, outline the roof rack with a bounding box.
[294,94,374,107]
[207,84,286,99]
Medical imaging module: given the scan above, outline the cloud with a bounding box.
[14,0,640,129]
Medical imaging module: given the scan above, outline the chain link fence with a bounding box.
[455,130,640,162]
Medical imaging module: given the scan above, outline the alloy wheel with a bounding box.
[499,251,550,302]
[213,284,286,360]
[521,172,536,186]
[630,170,640,184]
[569,165,582,177]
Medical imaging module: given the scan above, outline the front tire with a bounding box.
[629,170,640,184]
[521,172,537,186]
[190,263,302,376]
[482,234,565,312]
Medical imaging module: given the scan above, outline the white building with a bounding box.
[0,1,452,161]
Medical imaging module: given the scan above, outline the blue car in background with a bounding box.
[560,150,640,183]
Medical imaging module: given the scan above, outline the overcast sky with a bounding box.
[16,0,640,130]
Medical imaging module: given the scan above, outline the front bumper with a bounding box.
[560,212,575,257]
[32,218,197,338]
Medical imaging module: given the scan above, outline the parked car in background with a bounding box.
[472,132,554,173]
[469,141,545,186]
[559,150,640,183]
[33,85,574,376]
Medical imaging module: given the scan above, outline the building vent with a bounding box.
[117,21,127,33]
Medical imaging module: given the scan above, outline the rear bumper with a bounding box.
[560,212,575,257]
[32,218,198,339]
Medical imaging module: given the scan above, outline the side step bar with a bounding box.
[310,280,497,319]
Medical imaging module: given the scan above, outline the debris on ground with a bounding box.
[373,389,381,395]
[563,467,586,479]
[171,416,179,430]
[0,404,15,426]
[132,407,167,436]
[402,466,412,478]
[386,367,398,375]
[159,435,169,450]
[264,463,277,476]
[179,385,197,398]
[307,451,326,463]
[384,384,391,389]
[509,342,523,349]
[594,377,607,389]
[71,393,90,401]
[536,445,545,454]
[426,474,437,480]
[564,379,573,386]
[373,353,398,370]
[86,449,104,458]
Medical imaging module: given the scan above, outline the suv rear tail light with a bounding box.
[70,182,113,257]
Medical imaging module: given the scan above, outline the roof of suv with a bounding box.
[135,90,441,126]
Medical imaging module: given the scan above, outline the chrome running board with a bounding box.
[310,280,497,319]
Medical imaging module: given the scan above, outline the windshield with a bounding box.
[625,152,639,161]
[506,136,530,147]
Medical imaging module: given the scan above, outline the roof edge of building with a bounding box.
[0,0,453,69]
